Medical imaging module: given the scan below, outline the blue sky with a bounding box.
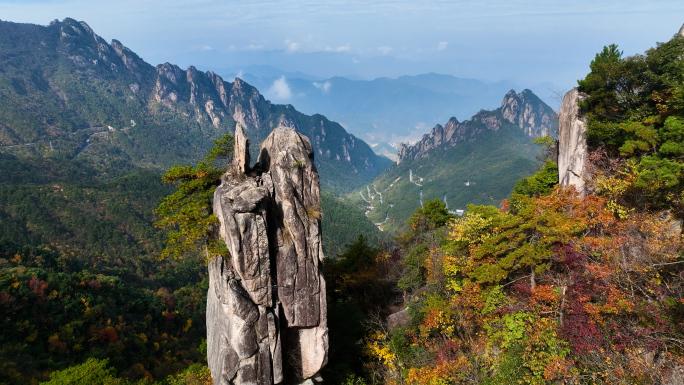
[1,0,683,89]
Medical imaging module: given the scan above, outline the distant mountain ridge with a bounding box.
[357,89,556,234]
[224,71,560,147]
[0,18,392,192]
[398,89,556,162]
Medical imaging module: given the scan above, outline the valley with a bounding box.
[1,10,683,385]
[356,89,556,234]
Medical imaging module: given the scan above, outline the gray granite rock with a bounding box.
[208,126,328,384]
[387,308,410,331]
[558,88,589,194]
[234,123,250,174]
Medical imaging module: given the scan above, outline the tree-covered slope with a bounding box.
[0,166,209,384]
[355,90,553,235]
[350,32,684,385]
[0,169,169,259]
[320,190,392,257]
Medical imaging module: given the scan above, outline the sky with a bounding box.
[1,0,683,90]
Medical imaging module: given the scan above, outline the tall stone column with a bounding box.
[558,88,589,195]
[207,126,328,385]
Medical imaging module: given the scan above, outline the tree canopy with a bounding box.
[154,134,233,259]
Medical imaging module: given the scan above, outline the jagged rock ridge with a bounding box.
[208,124,327,384]
[398,89,556,163]
[0,18,392,192]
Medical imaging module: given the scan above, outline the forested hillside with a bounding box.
[321,190,393,257]
[349,33,684,385]
[356,89,555,235]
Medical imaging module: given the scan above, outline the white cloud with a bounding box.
[267,76,292,100]
[246,44,263,50]
[235,70,244,80]
[284,39,300,52]
[313,81,331,93]
[325,44,350,52]
[378,46,392,54]
[437,41,448,50]
[200,45,213,51]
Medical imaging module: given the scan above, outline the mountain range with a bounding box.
[0,18,392,193]
[216,68,562,152]
[357,89,557,234]
[0,16,562,385]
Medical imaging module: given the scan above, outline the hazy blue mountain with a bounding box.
[212,70,561,152]
[209,64,323,82]
[164,49,427,81]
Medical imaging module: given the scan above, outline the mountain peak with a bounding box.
[59,18,98,40]
[0,17,393,192]
[500,89,556,137]
[78,20,93,34]
[398,89,557,163]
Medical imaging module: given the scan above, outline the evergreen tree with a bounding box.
[154,134,233,259]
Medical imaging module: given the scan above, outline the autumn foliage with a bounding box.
[364,174,684,383]
[362,34,684,384]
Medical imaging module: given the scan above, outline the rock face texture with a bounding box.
[208,126,328,385]
[500,89,554,138]
[387,308,410,331]
[398,89,556,163]
[557,88,589,194]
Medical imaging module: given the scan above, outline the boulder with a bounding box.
[387,308,410,331]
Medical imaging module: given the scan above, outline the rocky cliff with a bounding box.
[208,125,327,384]
[398,89,556,163]
[557,88,589,194]
[500,89,555,138]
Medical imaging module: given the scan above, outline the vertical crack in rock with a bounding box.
[558,88,589,195]
[209,126,328,384]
